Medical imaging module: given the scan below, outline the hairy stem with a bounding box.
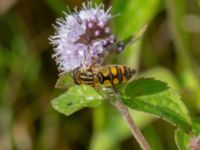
[111,87,151,150]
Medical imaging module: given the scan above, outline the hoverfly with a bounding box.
[72,65,136,87]
[55,25,147,89]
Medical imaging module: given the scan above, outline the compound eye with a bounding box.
[116,41,125,53]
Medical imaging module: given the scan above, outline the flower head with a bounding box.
[49,2,115,74]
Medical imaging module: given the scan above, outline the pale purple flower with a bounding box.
[49,2,116,74]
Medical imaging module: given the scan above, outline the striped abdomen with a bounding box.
[96,65,136,87]
[72,65,136,87]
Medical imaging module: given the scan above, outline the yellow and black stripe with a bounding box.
[72,67,95,86]
[72,65,136,87]
[97,65,136,86]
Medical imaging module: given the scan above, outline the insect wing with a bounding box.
[113,24,148,53]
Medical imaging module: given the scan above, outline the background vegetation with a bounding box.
[0,0,200,149]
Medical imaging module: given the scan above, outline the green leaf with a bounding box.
[192,118,200,136]
[175,129,190,150]
[51,85,103,116]
[175,118,200,150]
[122,78,191,132]
[55,73,73,89]
[139,67,181,90]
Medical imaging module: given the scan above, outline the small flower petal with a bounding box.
[49,2,115,74]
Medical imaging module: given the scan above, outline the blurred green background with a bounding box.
[0,0,200,149]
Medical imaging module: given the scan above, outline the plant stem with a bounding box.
[112,87,151,150]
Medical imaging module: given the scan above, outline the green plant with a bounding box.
[50,2,200,149]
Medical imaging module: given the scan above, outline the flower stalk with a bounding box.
[112,86,151,150]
